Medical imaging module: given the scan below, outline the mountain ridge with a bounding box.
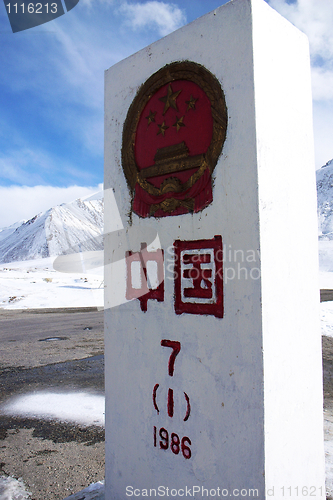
[317,159,333,240]
[0,195,103,264]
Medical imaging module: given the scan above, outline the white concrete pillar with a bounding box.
[104,0,325,498]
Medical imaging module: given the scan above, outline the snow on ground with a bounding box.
[319,241,333,339]
[1,392,105,427]
[320,271,333,290]
[321,302,333,338]
[0,391,106,498]
[0,477,105,500]
[0,476,31,500]
[319,240,333,288]
[63,481,104,500]
[325,414,333,500]
[0,257,103,310]
[0,476,105,500]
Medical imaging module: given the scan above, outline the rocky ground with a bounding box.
[0,308,105,500]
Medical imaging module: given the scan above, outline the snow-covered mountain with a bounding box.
[0,193,103,264]
[317,159,333,240]
[0,220,25,244]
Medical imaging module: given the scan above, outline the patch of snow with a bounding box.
[63,481,104,500]
[318,240,333,289]
[320,272,333,290]
[321,302,333,337]
[0,257,103,310]
[325,412,333,498]
[1,392,105,427]
[0,476,31,500]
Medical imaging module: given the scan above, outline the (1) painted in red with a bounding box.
[153,384,160,415]
[167,388,174,418]
[184,392,191,422]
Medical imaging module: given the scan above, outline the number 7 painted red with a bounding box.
[161,340,181,377]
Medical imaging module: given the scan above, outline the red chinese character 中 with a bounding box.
[126,243,164,312]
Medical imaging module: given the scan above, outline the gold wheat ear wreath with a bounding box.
[122,60,228,218]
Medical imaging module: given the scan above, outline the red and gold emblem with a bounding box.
[122,61,227,218]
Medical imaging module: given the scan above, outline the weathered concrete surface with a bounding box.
[104,0,324,496]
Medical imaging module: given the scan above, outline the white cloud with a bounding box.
[313,100,333,168]
[118,1,186,37]
[268,0,333,57]
[0,184,103,228]
[268,0,333,102]
[311,66,333,101]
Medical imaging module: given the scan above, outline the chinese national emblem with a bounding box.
[122,61,227,218]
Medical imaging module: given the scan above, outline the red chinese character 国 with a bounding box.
[174,236,223,318]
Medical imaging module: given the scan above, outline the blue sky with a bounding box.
[0,0,332,226]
